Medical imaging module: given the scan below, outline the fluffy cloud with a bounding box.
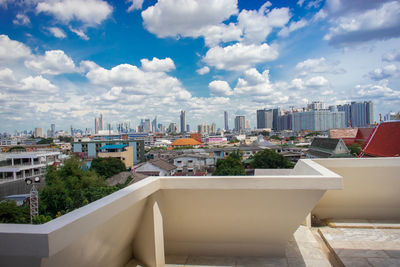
[142,0,238,39]
[13,13,30,25]
[36,0,113,26]
[383,50,400,62]
[368,64,399,81]
[295,57,345,75]
[20,75,58,92]
[324,1,400,46]
[196,66,210,75]
[69,27,89,40]
[0,68,17,88]
[47,27,67,39]
[0,35,31,61]
[140,57,175,72]
[357,80,400,99]
[304,76,329,87]
[203,43,278,71]
[25,50,76,75]
[127,0,144,12]
[238,4,290,43]
[208,80,233,96]
[278,19,307,37]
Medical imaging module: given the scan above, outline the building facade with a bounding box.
[224,111,229,131]
[293,110,345,132]
[235,115,246,132]
[256,109,273,129]
[180,110,186,133]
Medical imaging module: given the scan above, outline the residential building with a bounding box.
[143,119,151,133]
[306,138,350,158]
[151,117,157,132]
[98,144,133,169]
[186,124,190,132]
[307,101,325,110]
[235,115,245,132]
[350,101,374,127]
[277,112,293,130]
[168,123,177,134]
[72,140,145,163]
[293,109,345,132]
[210,123,216,134]
[135,159,176,176]
[272,108,280,130]
[173,154,215,175]
[34,128,44,138]
[383,111,399,121]
[224,111,229,130]
[256,109,273,129]
[180,110,186,133]
[337,104,352,127]
[50,124,55,137]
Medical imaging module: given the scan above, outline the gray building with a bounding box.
[337,104,352,127]
[256,109,273,129]
[224,111,229,131]
[235,115,246,132]
[180,110,186,133]
[351,101,374,127]
[293,110,345,132]
[277,113,294,130]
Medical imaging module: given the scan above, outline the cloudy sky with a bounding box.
[0,0,399,133]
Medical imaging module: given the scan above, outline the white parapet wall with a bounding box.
[0,159,342,267]
[312,157,400,220]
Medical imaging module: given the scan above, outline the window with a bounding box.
[177,160,182,163]
[188,160,193,163]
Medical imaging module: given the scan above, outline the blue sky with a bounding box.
[0,0,399,133]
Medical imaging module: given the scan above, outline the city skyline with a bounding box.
[0,0,399,132]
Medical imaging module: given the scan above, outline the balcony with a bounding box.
[0,158,398,267]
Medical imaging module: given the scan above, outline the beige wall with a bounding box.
[313,158,400,220]
[0,159,343,267]
[98,146,133,169]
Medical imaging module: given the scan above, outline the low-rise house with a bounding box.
[170,138,202,148]
[173,154,215,175]
[306,137,351,158]
[135,159,176,176]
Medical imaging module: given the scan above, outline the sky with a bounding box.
[0,0,399,133]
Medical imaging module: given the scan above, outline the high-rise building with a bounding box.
[351,101,374,127]
[211,123,217,134]
[186,124,190,133]
[151,117,157,132]
[224,111,229,131]
[180,110,186,133]
[197,123,209,134]
[99,114,103,131]
[70,125,74,137]
[293,110,345,132]
[143,119,151,133]
[272,108,280,130]
[235,115,245,133]
[257,109,273,129]
[308,101,325,111]
[337,104,352,127]
[168,123,177,134]
[50,124,55,137]
[34,128,44,138]
[277,113,294,130]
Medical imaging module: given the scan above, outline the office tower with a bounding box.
[235,115,245,132]
[168,123,177,134]
[351,101,374,127]
[152,117,157,132]
[186,124,190,133]
[293,110,345,131]
[224,111,229,131]
[144,119,151,133]
[70,125,74,137]
[50,124,55,137]
[272,108,280,130]
[99,114,103,131]
[211,123,217,134]
[180,110,186,133]
[256,109,273,129]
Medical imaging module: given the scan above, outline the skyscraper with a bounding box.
[144,119,151,132]
[235,115,245,133]
[256,109,273,129]
[180,110,186,133]
[351,101,374,127]
[337,104,352,127]
[50,124,55,137]
[224,111,229,131]
[151,117,157,132]
[99,114,103,131]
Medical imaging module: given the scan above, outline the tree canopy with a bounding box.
[250,149,294,169]
[213,150,245,176]
[347,143,362,156]
[90,157,126,178]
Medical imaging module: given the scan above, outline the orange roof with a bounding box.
[171,138,202,146]
[329,128,358,139]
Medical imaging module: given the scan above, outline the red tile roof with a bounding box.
[355,127,374,142]
[360,121,400,157]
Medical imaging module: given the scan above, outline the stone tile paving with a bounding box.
[164,226,332,267]
[319,227,400,267]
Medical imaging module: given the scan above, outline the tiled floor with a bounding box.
[164,226,331,267]
[319,227,400,267]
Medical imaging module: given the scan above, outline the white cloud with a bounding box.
[324,1,400,46]
[203,43,279,71]
[208,80,233,96]
[0,35,31,61]
[368,64,399,80]
[238,4,291,43]
[356,80,400,99]
[383,50,400,62]
[305,76,329,87]
[47,27,67,39]
[0,68,17,87]
[295,57,345,75]
[140,57,175,72]
[297,0,305,7]
[20,75,58,92]
[142,0,238,39]
[13,13,30,25]
[197,23,242,47]
[25,50,76,75]
[196,66,210,75]
[69,27,89,40]
[127,0,144,12]
[36,0,113,26]
[278,19,308,37]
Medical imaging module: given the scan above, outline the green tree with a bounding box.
[90,157,126,178]
[58,136,73,143]
[213,151,245,176]
[0,201,30,224]
[37,138,54,144]
[8,146,26,152]
[347,143,362,156]
[250,149,294,169]
[269,135,282,141]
